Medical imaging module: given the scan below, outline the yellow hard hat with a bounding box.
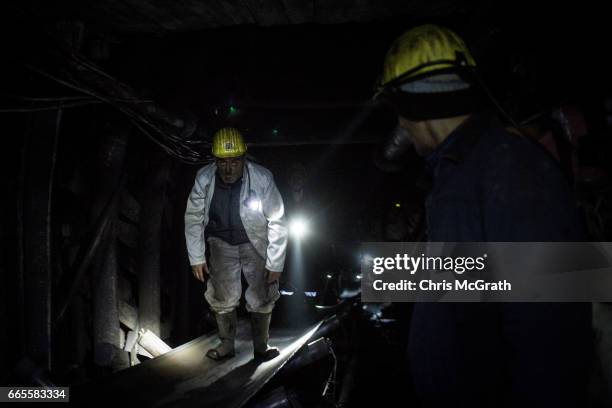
[378,24,476,92]
[211,127,247,158]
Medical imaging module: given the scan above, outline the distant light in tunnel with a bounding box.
[289,217,309,240]
[395,203,401,208]
[361,254,373,264]
[228,105,239,116]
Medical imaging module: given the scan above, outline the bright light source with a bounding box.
[138,329,172,357]
[326,274,332,279]
[395,203,401,208]
[355,274,362,280]
[289,217,309,239]
[361,254,373,264]
[246,198,261,211]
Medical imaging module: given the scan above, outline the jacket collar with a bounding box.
[425,112,492,173]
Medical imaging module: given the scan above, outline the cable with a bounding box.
[517,99,572,126]
[322,340,338,401]
[1,93,154,104]
[23,62,210,164]
[1,94,91,102]
[0,100,103,112]
[471,69,527,137]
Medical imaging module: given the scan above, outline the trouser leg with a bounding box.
[240,242,279,314]
[205,237,242,314]
[204,237,241,359]
[239,242,280,359]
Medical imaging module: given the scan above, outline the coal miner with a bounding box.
[375,25,591,407]
[185,127,288,361]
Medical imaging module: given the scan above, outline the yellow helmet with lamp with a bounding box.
[378,24,477,92]
[211,127,247,158]
[375,24,481,120]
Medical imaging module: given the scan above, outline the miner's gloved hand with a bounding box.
[192,263,209,282]
[266,269,281,284]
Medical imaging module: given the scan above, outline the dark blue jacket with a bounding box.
[425,113,584,242]
[409,113,591,407]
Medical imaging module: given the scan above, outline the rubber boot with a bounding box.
[251,312,279,361]
[206,310,237,360]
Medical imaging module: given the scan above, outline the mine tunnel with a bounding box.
[1,1,612,407]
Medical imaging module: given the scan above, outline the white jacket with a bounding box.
[184,161,288,272]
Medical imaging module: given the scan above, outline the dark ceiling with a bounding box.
[2,1,611,147]
[12,0,479,34]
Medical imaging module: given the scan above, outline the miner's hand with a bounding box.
[192,263,209,282]
[267,269,281,283]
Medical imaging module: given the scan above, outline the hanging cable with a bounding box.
[322,340,338,401]
[22,62,210,164]
[0,100,102,112]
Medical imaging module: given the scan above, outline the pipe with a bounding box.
[54,172,125,325]
[22,107,62,370]
[279,337,332,376]
[69,293,88,379]
[312,301,356,340]
[89,126,128,369]
[93,220,121,367]
[138,154,171,337]
[16,117,29,357]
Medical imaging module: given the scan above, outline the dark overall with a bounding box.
[409,113,592,407]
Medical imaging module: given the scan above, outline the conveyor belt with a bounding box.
[73,320,322,407]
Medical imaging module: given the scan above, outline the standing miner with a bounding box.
[374,25,591,407]
[185,127,288,361]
